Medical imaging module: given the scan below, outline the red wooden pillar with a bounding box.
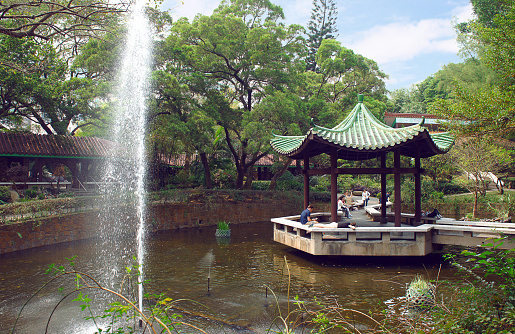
[414,150,422,223]
[303,156,310,209]
[330,147,338,223]
[380,152,388,224]
[394,149,401,227]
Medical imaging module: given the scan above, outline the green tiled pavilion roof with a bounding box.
[270,95,454,160]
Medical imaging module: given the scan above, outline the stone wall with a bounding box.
[0,200,305,254]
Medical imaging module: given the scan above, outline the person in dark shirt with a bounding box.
[300,204,317,224]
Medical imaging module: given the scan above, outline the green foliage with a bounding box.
[309,191,331,202]
[161,0,306,189]
[0,34,107,135]
[336,174,353,192]
[309,175,330,192]
[432,239,515,333]
[217,221,230,230]
[0,197,102,224]
[0,186,10,202]
[251,180,271,190]
[276,171,303,191]
[24,188,38,199]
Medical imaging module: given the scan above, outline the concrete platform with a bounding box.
[272,200,515,256]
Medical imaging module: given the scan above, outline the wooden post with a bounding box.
[380,152,387,224]
[414,151,422,223]
[304,157,310,210]
[331,147,338,223]
[394,149,401,227]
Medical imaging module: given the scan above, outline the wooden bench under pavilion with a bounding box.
[270,94,454,226]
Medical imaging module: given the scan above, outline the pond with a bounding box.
[0,221,460,333]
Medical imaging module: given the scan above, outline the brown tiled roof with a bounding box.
[383,112,440,119]
[0,133,116,158]
[156,153,298,167]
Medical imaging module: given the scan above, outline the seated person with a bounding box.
[300,204,318,224]
[427,208,442,219]
[337,195,352,218]
[309,221,356,229]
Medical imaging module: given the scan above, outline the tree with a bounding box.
[422,154,460,188]
[432,1,515,138]
[302,39,387,125]
[0,35,106,135]
[163,0,306,189]
[0,0,128,41]
[449,137,511,218]
[305,0,338,71]
[389,59,498,115]
[431,84,515,137]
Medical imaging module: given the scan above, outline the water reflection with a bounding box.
[0,222,458,333]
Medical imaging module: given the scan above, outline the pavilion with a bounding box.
[270,94,454,226]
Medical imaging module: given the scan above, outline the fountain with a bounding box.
[99,0,152,314]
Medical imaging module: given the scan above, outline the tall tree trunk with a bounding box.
[268,158,292,190]
[235,166,245,189]
[199,152,212,189]
[473,185,479,219]
[244,166,253,189]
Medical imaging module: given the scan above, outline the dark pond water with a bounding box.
[0,222,461,333]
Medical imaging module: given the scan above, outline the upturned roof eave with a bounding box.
[272,128,453,161]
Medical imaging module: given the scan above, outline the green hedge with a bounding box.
[0,197,99,225]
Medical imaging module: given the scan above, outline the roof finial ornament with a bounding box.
[310,117,314,126]
[420,116,425,126]
[358,94,364,103]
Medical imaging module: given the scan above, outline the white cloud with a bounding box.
[343,3,474,66]
[452,3,474,22]
[344,18,458,64]
[162,0,218,21]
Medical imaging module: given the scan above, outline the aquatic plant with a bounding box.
[216,220,230,230]
[405,275,435,310]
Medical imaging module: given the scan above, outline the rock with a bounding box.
[10,190,20,203]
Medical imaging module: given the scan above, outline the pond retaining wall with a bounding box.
[0,200,309,254]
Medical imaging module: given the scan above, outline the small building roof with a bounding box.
[270,95,454,161]
[0,132,116,159]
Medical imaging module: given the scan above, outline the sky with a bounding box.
[160,0,475,91]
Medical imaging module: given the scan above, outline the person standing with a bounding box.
[362,189,370,207]
[300,204,318,225]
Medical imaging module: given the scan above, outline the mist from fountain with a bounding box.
[98,0,152,313]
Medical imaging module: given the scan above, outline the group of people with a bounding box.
[300,191,362,229]
[300,204,356,229]
[300,191,442,230]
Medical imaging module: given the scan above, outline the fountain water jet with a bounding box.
[99,0,152,313]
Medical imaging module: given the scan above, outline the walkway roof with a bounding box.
[0,132,116,159]
[270,95,454,160]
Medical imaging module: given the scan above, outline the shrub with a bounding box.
[337,174,354,193]
[24,188,38,199]
[277,171,303,191]
[251,180,270,190]
[309,191,331,202]
[0,186,11,202]
[310,175,330,191]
